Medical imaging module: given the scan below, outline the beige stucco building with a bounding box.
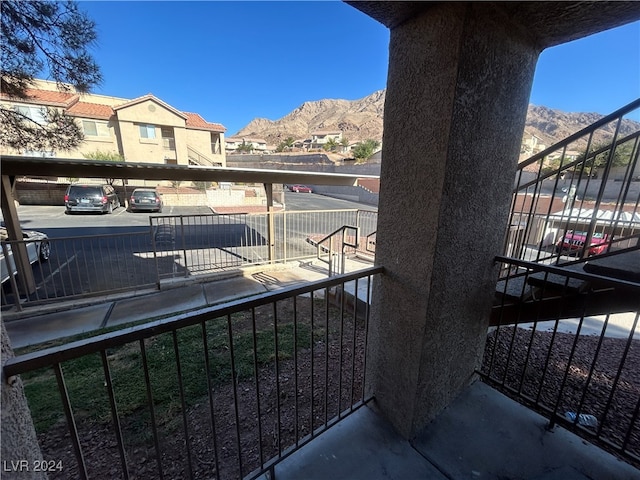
[0,79,226,167]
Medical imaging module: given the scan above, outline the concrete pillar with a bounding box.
[1,321,46,479]
[368,3,541,438]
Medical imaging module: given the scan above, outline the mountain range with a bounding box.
[235,90,638,154]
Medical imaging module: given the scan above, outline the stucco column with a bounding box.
[1,321,46,479]
[368,3,541,438]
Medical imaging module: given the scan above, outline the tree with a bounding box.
[276,136,295,152]
[573,140,634,177]
[340,137,350,153]
[324,137,339,152]
[1,0,102,152]
[236,140,254,153]
[82,150,124,185]
[352,139,380,163]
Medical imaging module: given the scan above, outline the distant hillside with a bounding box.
[236,90,385,146]
[235,90,639,153]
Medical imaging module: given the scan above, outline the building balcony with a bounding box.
[3,256,638,479]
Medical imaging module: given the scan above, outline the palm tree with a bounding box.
[324,137,339,152]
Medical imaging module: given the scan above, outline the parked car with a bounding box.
[291,184,313,193]
[129,188,163,213]
[65,184,120,214]
[555,230,610,256]
[0,227,50,284]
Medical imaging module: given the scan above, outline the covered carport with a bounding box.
[0,155,378,294]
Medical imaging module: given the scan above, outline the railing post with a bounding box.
[2,242,23,311]
[180,215,188,277]
[581,120,623,259]
[150,217,161,289]
[283,210,288,264]
[264,183,276,264]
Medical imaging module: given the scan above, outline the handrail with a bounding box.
[365,231,376,254]
[518,98,640,170]
[505,99,640,266]
[187,145,219,166]
[516,130,640,192]
[316,225,359,276]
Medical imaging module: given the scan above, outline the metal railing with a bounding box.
[481,256,640,466]
[2,209,378,309]
[187,145,221,167]
[150,209,377,278]
[505,99,640,270]
[316,225,359,277]
[5,266,383,480]
[1,231,156,310]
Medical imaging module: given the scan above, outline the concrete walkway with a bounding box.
[3,258,372,349]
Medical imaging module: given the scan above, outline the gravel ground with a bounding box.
[482,325,640,468]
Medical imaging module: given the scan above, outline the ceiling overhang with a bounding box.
[0,156,376,186]
[346,1,640,48]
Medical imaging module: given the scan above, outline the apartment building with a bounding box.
[0,79,226,167]
[310,130,342,149]
[225,136,268,154]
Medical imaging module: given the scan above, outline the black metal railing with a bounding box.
[316,225,359,277]
[505,99,640,269]
[481,256,640,466]
[5,266,383,480]
[2,210,378,310]
[1,231,156,309]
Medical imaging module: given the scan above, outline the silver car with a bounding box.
[0,227,50,284]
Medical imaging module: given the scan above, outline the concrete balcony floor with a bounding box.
[261,382,639,480]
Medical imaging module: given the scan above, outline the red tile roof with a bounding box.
[66,102,114,120]
[0,88,78,107]
[3,87,225,131]
[184,112,226,132]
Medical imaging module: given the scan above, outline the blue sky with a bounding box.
[77,1,640,135]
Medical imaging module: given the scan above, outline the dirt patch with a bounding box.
[34,294,368,479]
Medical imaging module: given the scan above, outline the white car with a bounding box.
[0,227,50,284]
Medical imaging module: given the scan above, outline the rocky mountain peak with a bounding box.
[235,90,638,151]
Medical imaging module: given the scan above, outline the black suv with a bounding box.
[65,184,121,214]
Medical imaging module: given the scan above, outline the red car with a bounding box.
[555,230,610,256]
[291,184,313,193]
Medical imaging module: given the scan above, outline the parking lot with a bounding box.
[2,202,377,309]
[1,205,261,307]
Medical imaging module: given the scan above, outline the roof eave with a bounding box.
[0,156,376,186]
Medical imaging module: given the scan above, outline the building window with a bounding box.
[139,124,156,139]
[161,127,175,150]
[14,105,47,125]
[211,132,221,154]
[82,120,110,137]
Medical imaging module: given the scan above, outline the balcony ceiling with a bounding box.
[347,1,640,47]
[0,156,374,186]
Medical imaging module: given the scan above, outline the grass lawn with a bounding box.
[18,296,335,434]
